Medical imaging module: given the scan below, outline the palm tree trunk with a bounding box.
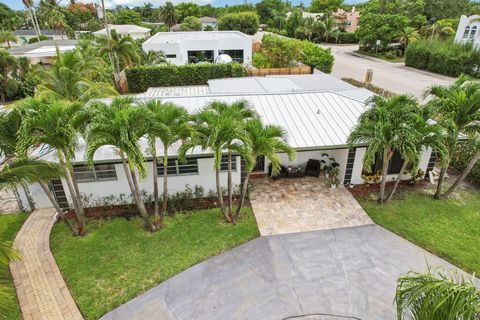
[385,160,409,204]
[151,147,160,227]
[434,167,447,199]
[215,166,228,221]
[129,166,154,231]
[378,149,390,204]
[443,150,479,198]
[233,171,250,224]
[39,181,78,236]
[31,7,42,36]
[26,8,39,37]
[160,149,169,228]
[227,151,233,220]
[120,153,140,205]
[66,159,86,232]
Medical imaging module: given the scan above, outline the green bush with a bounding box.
[28,35,49,44]
[328,32,359,44]
[451,140,480,186]
[217,12,259,35]
[252,52,271,68]
[126,63,246,93]
[406,39,480,77]
[261,34,334,73]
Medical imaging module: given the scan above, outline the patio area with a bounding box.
[250,177,373,236]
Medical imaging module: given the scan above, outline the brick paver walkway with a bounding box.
[250,177,373,236]
[10,208,83,320]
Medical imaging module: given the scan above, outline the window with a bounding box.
[370,150,411,175]
[463,26,471,39]
[73,164,117,182]
[470,26,477,40]
[187,50,214,64]
[220,155,237,171]
[218,49,244,63]
[166,54,177,58]
[157,158,199,176]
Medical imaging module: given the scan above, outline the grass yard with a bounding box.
[358,190,480,275]
[0,212,29,320]
[51,207,259,320]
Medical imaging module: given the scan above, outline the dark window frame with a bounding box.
[220,155,237,172]
[157,158,199,176]
[73,164,117,182]
[218,49,244,63]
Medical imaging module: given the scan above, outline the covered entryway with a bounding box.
[250,177,373,236]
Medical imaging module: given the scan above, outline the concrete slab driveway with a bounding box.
[101,225,459,320]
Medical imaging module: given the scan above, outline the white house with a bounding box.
[142,31,253,65]
[93,24,151,40]
[454,15,480,49]
[12,29,68,46]
[18,74,436,210]
[8,40,78,65]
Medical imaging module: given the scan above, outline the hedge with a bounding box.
[125,63,246,93]
[451,140,480,186]
[217,12,260,35]
[405,39,480,78]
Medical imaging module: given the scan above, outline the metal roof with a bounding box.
[143,86,211,98]
[14,29,66,36]
[93,24,151,35]
[8,40,78,57]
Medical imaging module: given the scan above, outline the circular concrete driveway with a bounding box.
[100,225,458,320]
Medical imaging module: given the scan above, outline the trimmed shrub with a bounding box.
[451,140,480,186]
[328,32,359,44]
[300,40,335,73]
[405,39,480,77]
[217,12,260,35]
[126,63,246,93]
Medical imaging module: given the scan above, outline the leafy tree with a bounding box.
[176,2,203,21]
[217,12,260,35]
[0,51,32,102]
[356,13,409,50]
[318,14,338,42]
[396,267,480,320]
[135,3,156,22]
[144,101,192,229]
[180,16,202,31]
[261,34,302,67]
[234,118,295,223]
[309,0,343,14]
[34,49,117,102]
[255,0,287,23]
[286,9,303,37]
[425,0,470,20]
[0,30,17,48]
[348,95,419,204]
[160,1,179,31]
[18,98,88,235]
[114,9,142,25]
[84,97,155,231]
[426,76,480,199]
[65,2,97,31]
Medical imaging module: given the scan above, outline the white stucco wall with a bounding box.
[454,15,480,49]
[30,156,241,209]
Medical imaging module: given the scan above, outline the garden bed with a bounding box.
[348,179,428,197]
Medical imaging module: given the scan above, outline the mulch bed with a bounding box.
[348,179,429,198]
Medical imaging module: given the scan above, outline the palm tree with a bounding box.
[34,49,117,102]
[140,50,167,66]
[22,0,42,38]
[303,17,316,41]
[348,95,419,204]
[426,76,480,199]
[234,118,295,223]
[385,107,448,203]
[0,30,17,48]
[318,14,337,43]
[99,29,139,75]
[160,1,179,31]
[17,98,87,235]
[84,98,155,231]
[144,101,192,229]
[399,27,420,48]
[396,267,480,319]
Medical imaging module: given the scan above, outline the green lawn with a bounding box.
[0,212,29,320]
[358,190,480,275]
[51,208,259,320]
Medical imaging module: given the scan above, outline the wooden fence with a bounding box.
[246,66,312,76]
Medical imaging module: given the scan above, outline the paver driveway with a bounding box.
[250,177,373,236]
[101,225,459,320]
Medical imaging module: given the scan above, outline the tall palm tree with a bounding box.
[144,101,192,229]
[426,76,480,199]
[234,118,295,223]
[17,98,87,235]
[140,50,167,66]
[348,95,419,204]
[396,267,480,320]
[0,30,17,48]
[160,1,179,31]
[303,17,316,41]
[99,29,140,75]
[319,14,337,43]
[84,98,155,231]
[34,49,117,102]
[385,107,448,203]
[22,0,42,38]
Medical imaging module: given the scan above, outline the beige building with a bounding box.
[334,7,360,33]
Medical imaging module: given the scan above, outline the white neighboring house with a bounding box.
[8,40,78,65]
[17,74,437,210]
[11,29,68,47]
[93,24,151,40]
[454,15,480,49]
[142,31,253,65]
